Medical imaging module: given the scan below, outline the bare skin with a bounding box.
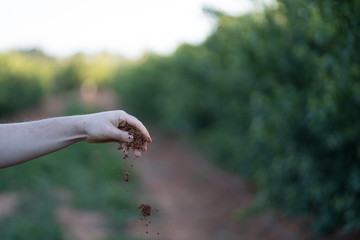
[0,110,151,168]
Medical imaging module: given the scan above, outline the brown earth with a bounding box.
[123,172,130,182]
[129,133,308,240]
[138,204,152,218]
[56,205,108,240]
[119,124,147,150]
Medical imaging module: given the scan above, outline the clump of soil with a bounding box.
[138,204,152,217]
[123,172,130,182]
[119,124,147,150]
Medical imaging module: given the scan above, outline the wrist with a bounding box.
[70,115,88,142]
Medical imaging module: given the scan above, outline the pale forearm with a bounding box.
[0,116,86,168]
[0,110,151,169]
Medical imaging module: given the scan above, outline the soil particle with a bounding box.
[119,124,147,150]
[138,204,152,218]
[123,173,130,182]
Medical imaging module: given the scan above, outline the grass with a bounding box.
[0,103,140,240]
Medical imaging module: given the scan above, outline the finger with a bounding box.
[125,114,152,142]
[134,149,142,158]
[142,143,147,151]
[109,127,134,143]
[121,142,126,150]
[118,118,127,128]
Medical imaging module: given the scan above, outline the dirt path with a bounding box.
[130,134,307,240]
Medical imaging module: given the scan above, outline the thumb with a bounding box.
[109,127,134,143]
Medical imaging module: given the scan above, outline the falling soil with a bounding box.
[138,204,152,218]
[123,172,130,182]
[119,124,147,150]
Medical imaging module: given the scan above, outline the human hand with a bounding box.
[82,110,151,157]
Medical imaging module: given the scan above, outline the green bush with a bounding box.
[113,0,360,234]
[0,53,45,116]
[0,50,122,116]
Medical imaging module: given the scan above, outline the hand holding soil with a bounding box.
[0,110,151,168]
[118,123,150,158]
[83,110,151,158]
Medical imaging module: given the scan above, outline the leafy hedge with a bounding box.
[113,0,360,234]
[0,50,122,116]
[0,51,47,116]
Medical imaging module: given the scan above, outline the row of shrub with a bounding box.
[0,49,122,116]
[113,0,360,234]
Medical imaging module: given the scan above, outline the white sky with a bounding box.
[0,0,258,59]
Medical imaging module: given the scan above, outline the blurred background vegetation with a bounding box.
[114,0,360,235]
[0,49,127,117]
[1,0,359,237]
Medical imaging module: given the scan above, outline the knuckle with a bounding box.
[118,110,126,116]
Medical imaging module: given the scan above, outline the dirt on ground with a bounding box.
[56,205,108,240]
[129,133,308,240]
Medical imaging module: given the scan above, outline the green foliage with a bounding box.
[53,53,122,92]
[53,54,86,91]
[0,72,43,116]
[0,195,62,240]
[113,0,360,235]
[0,51,49,116]
[0,50,124,116]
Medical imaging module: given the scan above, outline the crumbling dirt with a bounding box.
[123,172,130,182]
[138,204,152,218]
[119,124,147,150]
